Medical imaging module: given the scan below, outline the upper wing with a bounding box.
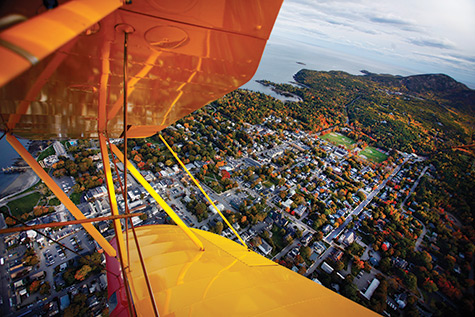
[0,0,283,139]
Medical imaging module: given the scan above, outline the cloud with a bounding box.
[368,14,413,26]
[448,53,475,64]
[409,37,455,49]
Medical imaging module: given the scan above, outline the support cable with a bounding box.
[107,136,160,317]
[123,29,131,272]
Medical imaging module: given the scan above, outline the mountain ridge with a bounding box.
[360,70,474,114]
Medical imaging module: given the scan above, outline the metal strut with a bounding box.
[5,134,117,257]
[159,134,248,248]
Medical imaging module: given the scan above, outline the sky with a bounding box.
[266,0,475,88]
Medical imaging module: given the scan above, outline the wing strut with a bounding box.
[5,133,117,257]
[159,134,248,249]
[110,143,205,251]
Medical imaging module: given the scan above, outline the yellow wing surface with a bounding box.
[110,225,377,316]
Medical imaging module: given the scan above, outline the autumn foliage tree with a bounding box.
[74,265,92,281]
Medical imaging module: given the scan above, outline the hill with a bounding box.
[361,71,475,115]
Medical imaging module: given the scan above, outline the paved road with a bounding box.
[324,156,411,243]
[414,220,427,252]
[400,165,429,252]
[273,240,299,261]
[402,165,429,207]
[305,244,335,276]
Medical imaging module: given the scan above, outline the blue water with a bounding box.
[242,36,475,91]
[0,137,30,194]
[242,37,424,92]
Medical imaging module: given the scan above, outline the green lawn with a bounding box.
[37,146,55,161]
[320,133,355,149]
[70,192,83,205]
[7,192,42,218]
[359,146,388,163]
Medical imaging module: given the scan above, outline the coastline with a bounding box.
[0,169,39,198]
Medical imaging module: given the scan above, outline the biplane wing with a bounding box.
[0,0,281,139]
[0,1,378,316]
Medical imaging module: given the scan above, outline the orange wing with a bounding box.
[0,0,282,139]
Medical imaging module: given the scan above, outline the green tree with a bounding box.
[379,257,391,273]
[334,261,344,271]
[213,221,224,235]
[300,246,312,260]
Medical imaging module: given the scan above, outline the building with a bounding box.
[43,155,59,167]
[313,241,326,255]
[282,199,293,210]
[208,203,225,214]
[361,278,380,300]
[338,230,355,246]
[86,186,107,201]
[321,261,334,274]
[331,249,343,262]
[294,204,306,217]
[53,141,67,157]
[322,224,333,235]
[258,240,273,256]
[301,233,313,246]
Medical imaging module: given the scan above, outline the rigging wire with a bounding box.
[123,26,130,271]
[159,134,248,249]
[107,135,160,317]
[116,30,136,317]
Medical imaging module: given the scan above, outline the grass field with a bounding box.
[359,146,388,163]
[7,192,41,217]
[320,132,355,149]
[37,146,55,161]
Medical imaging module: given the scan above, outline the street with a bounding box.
[324,156,411,244]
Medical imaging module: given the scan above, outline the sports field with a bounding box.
[320,132,355,149]
[359,146,388,163]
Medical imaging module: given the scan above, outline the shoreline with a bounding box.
[0,169,39,198]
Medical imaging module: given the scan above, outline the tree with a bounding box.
[295,228,303,239]
[404,273,418,291]
[300,246,311,260]
[284,235,294,246]
[379,257,391,273]
[213,221,224,235]
[29,280,40,293]
[196,202,207,215]
[422,278,439,293]
[74,265,92,281]
[40,281,51,295]
[252,236,262,247]
[334,261,344,271]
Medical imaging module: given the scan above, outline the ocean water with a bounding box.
[241,38,417,93]
[0,137,30,195]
